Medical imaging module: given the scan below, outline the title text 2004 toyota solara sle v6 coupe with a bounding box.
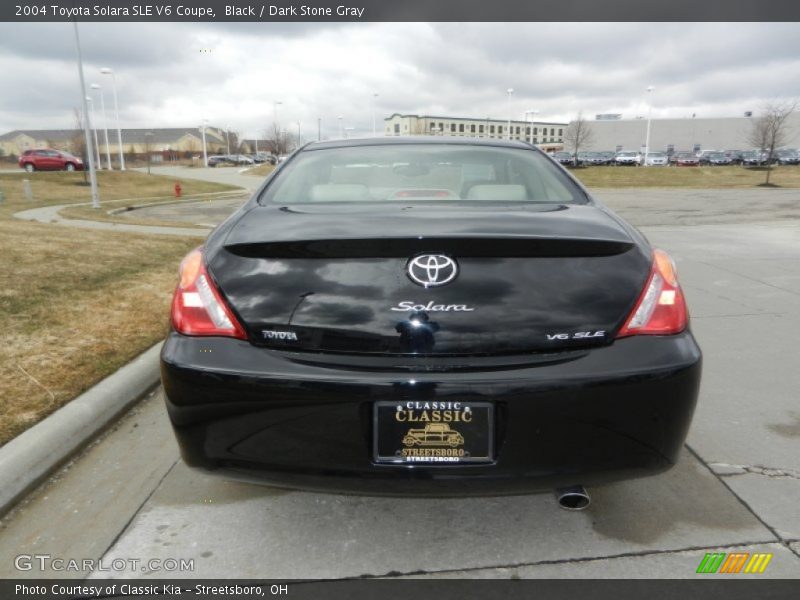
[161,138,701,507]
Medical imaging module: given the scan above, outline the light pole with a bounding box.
[297,121,302,147]
[73,22,99,208]
[337,115,343,139]
[506,88,514,140]
[225,125,231,155]
[86,96,102,170]
[200,119,208,167]
[100,68,124,170]
[91,84,112,170]
[643,85,655,167]
[372,92,379,137]
[525,109,539,144]
[317,117,322,141]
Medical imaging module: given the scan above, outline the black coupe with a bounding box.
[161,138,701,505]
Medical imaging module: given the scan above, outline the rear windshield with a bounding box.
[259,144,587,205]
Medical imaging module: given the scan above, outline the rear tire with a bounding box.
[24,163,35,172]
[65,163,76,172]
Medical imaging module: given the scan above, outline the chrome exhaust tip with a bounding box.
[555,485,591,511]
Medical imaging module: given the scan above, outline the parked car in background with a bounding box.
[615,151,641,166]
[552,151,574,166]
[599,151,617,164]
[207,155,232,167]
[232,154,255,165]
[724,150,744,164]
[740,150,763,166]
[696,150,719,165]
[775,149,800,165]
[644,152,669,166]
[706,152,733,166]
[584,152,613,166]
[252,152,277,165]
[18,149,84,172]
[671,152,700,167]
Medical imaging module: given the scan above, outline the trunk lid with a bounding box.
[209,203,651,355]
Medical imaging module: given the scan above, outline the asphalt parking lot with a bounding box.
[1,182,798,579]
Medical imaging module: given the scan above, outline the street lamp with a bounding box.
[506,88,514,141]
[225,125,231,155]
[525,109,539,144]
[100,67,124,170]
[72,22,99,208]
[86,96,102,170]
[200,119,209,167]
[317,117,322,141]
[372,92,379,137]
[643,85,655,167]
[337,115,343,139]
[91,83,112,170]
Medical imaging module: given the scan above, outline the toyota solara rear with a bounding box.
[161,138,701,497]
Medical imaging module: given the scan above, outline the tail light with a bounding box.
[617,249,688,337]
[170,247,246,339]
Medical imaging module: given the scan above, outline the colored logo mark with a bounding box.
[696,552,772,574]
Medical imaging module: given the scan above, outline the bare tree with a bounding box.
[224,129,241,154]
[264,122,291,156]
[747,100,797,185]
[563,112,595,166]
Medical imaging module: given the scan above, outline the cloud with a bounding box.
[0,22,798,138]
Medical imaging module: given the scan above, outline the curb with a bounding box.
[105,190,246,216]
[0,342,163,517]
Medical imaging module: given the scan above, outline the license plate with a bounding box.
[373,401,494,464]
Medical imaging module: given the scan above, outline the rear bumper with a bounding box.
[161,331,702,496]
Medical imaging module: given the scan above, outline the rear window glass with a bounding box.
[259,144,587,205]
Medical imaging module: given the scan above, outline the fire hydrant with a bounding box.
[174,182,182,198]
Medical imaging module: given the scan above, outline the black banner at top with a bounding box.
[3,0,800,22]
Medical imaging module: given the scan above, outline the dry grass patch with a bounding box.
[0,170,238,209]
[570,165,800,188]
[0,219,197,445]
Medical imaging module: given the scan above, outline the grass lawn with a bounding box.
[0,170,233,445]
[569,165,800,188]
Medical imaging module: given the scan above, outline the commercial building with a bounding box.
[383,113,567,151]
[579,114,800,153]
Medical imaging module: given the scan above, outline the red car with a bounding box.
[671,151,699,167]
[18,149,84,172]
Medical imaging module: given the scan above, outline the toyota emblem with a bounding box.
[406,254,459,287]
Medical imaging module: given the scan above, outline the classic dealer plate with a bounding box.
[373,400,494,464]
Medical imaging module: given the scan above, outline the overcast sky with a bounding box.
[0,22,798,140]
